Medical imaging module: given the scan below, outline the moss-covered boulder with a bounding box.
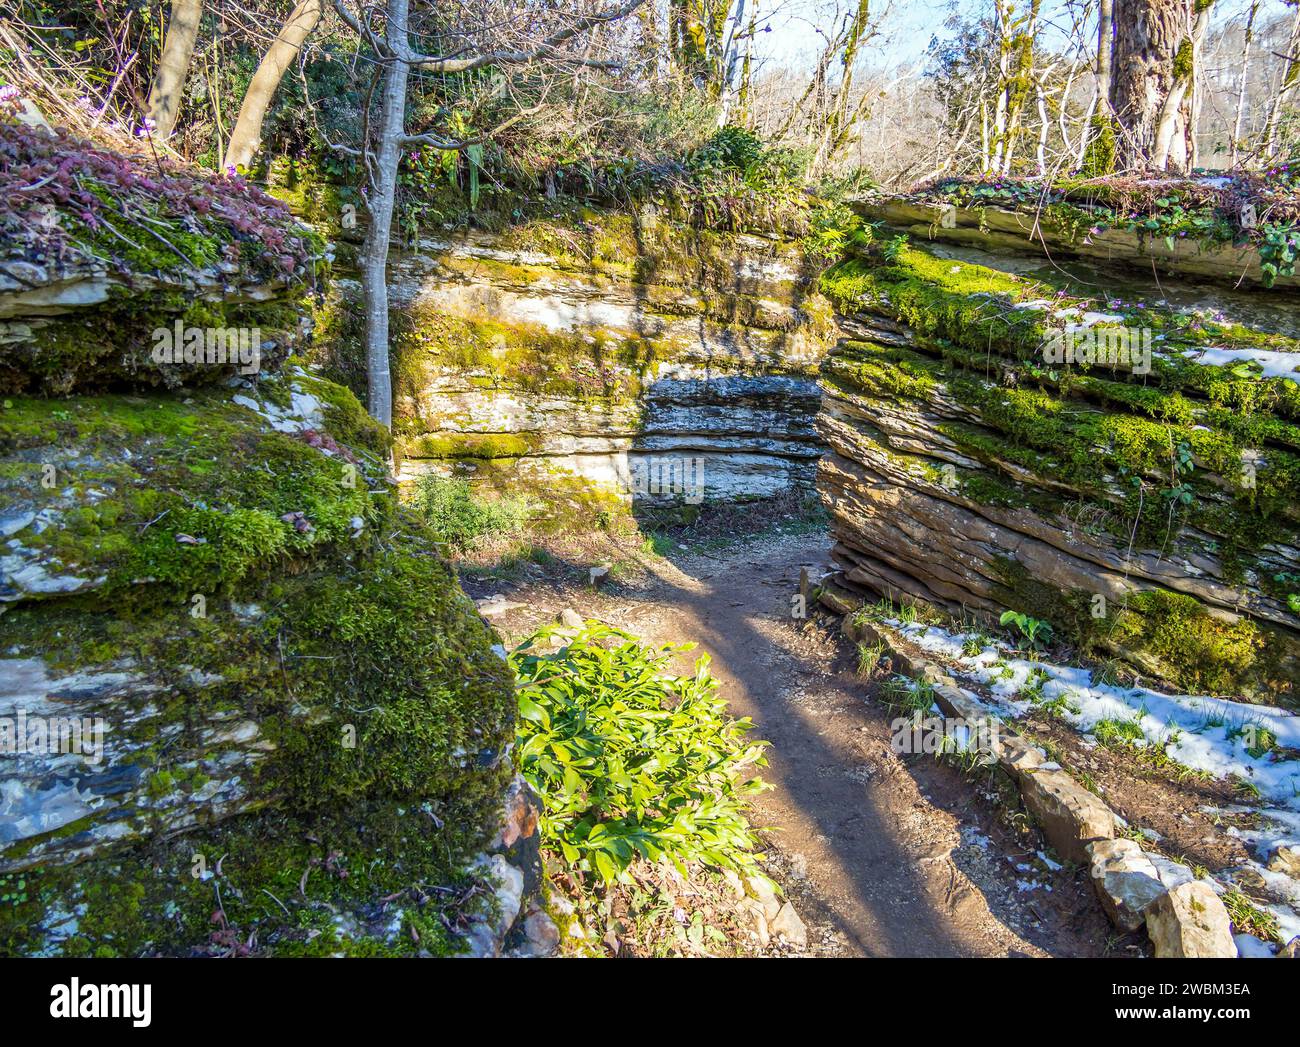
[817,227,1300,705]
[0,367,521,955]
[0,127,523,957]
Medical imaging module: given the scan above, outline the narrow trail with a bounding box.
[476,530,1109,957]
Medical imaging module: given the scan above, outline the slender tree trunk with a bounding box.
[1097,0,1113,101]
[1229,0,1260,167]
[1265,1,1300,157]
[223,0,323,172]
[360,0,412,431]
[1110,0,1213,172]
[1078,0,1112,162]
[1035,76,1050,174]
[146,0,204,137]
[716,0,747,126]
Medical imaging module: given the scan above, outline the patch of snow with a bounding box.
[877,615,1300,940]
[1180,346,1300,385]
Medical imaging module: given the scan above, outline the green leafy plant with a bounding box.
[999,609,1054,650]
[511,622,770,885]
[881,233,910,262]
[408,475,531,551]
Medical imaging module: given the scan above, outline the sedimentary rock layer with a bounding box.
[332,215,836,506]
[816,233,1300,702]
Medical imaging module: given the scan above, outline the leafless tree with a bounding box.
[330,0,647,431]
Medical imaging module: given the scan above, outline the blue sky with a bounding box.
[749,0,1293,75]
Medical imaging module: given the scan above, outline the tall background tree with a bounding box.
[1110,0,1215,171]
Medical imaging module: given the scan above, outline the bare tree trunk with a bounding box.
[1097,0,1113,101]
[716,0,747,126]
[1111,0,1213,172]
[223,0,323,172]
[1077,0,1112,164]
[146,0,204,137]
[1229,0,1260,167]
[1035,76,1050,174]
[1265,1,1300,157]
[360,0,412,431]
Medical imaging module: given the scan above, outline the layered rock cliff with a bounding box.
[816,201,1300,705]
[0,127,528,956]
[314,211,835,514]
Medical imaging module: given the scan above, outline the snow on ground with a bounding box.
[879,616,1300,947]
[1178,346,1300,384]
[887,618,1300,808]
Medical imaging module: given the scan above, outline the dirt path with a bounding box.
[472,531,1109,957]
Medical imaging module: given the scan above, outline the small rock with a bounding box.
[477,594,524,617]
[721,868,746,900]
[519,908,560,957]
[1145,882,1236,958]
[1279,936,1299,958]
[1087,838,1166,932]
[746,874,782,922]
[1148,853,1196,892]
[556,607,585,630]
[769,902,807,948]
[1267,845,1300,877]
[588,564,610,587]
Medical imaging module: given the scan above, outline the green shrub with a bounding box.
[409,475,530,550]
[510,621,769,884]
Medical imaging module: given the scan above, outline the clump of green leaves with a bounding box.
[1000,610,1054,650]
[408,475,531,551]
[1093,717,1147,748]
[511,622,770,885]
[1221,888,1282,943]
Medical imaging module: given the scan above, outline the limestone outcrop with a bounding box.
[815,211,1300,703]
[0,132,526,956]
[314,214,835,511]
[856,172,1300,289]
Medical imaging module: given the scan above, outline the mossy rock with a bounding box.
[819,238,1300,702]
[0,374,515,956]
[0,124,327,395]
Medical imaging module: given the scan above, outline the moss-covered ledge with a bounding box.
[816,237,1300,703]
[0,123,328,394]
[0,371,518,955]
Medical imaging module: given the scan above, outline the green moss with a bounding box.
[823,238,1300,699]
[397,432,540,460]
[0,384,383,608]
[10,294,304,397]
[1110,589,1262,695]
[0,415,516,955]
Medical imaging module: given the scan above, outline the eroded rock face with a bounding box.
[314,215,836,510]
[814,229,1300,702]
[0,133,523,958]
